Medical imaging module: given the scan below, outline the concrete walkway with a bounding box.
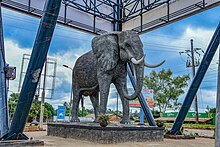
[25,131,214,147]
[184,128,214,138]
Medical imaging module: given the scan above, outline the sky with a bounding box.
[2,3,220,113]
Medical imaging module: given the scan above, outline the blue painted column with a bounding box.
[140,108,144,124]
[114,0,155,126]
[127,65,156,126]
[3,0,62,140]
[0,2,9,137]
[170,22,220,135]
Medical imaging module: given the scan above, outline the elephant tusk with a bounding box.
[130,55,145,65]
[144,60,165,68]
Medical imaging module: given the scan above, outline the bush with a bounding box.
[98,114,110,122]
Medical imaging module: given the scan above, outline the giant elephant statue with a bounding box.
[71,30,164,123]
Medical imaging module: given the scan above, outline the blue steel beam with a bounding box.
[0,3,9,137]
[170,22,220,135]
[127,64,156,126]
[2,0,62,140]
[114,0,156,126]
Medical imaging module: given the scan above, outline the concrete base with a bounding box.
[48,122,164,144]
[0,140,44,146]
[164,134,195,139]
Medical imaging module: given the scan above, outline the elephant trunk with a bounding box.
[122,61,144,100]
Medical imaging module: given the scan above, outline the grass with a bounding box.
[165,123,215,130]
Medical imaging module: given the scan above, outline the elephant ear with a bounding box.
[118,31,127,49]
[92,34,119,72]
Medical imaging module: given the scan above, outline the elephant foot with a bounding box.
[71,117,80,122]
[120,119,130,124]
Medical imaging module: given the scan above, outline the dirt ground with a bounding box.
[26,131,214,147]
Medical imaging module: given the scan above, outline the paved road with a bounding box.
[25,131,214,147]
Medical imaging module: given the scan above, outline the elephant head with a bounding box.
[92,30,164,100]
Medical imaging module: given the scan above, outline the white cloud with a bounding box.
[4,24,219,113]
[171,26,218,68]
[4,38,90,109]
[4,37,120,111]
[142,25,218,111]
[197,89,216,110]
[5,40,32,92]
[47,93,70,109]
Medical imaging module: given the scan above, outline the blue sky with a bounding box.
[3,4,220,112]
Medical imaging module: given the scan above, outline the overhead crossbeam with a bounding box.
[2,0,219,34]
[123,0,169,22]
[63,0,118,22]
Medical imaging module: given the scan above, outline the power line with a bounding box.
[2,12,94,36]
[2,12,207,54]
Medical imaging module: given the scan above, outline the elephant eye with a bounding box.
[125,44,130,47]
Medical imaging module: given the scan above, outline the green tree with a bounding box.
[143,69,190,113]
[8,93,55,122]
[206,105,216,113]
[63,102,71,116]
[8,93,19,119]
[206,105,216,118]
[78,107,89,117]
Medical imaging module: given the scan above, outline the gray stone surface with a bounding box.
[0,140,44,146]
[47,123,164,144]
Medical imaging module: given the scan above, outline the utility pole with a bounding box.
[39,60,47,130]
[190,39,199,124]
[63,64,73,120]
[179,39,204,124]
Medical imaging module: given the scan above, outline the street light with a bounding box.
[63,64,73,119]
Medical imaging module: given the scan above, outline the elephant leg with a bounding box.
[71,79,80,122]
[115,81,130,124]
[90,92,99,123]
[98,75,112,115]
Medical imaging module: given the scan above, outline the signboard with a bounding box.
[162,112,209,118]
[1,0,115,34]
[129,88,154,107]
[4,66,16,80]
[123,0,220,33]
[57,106,66,121]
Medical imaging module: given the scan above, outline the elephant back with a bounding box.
[73,51,98,88]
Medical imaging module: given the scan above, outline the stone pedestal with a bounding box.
[48,123,164,144]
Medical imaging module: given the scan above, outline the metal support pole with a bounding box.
[170,22,220,135]
[2,0,62,140]
[215,46,220,147]
[114,0,156,126]
[39,60,47,130]
[190,39,199,124]
[116,91,118,116]
[0,2,9,137]
[140,108,144,124]
[127,65,156,126]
